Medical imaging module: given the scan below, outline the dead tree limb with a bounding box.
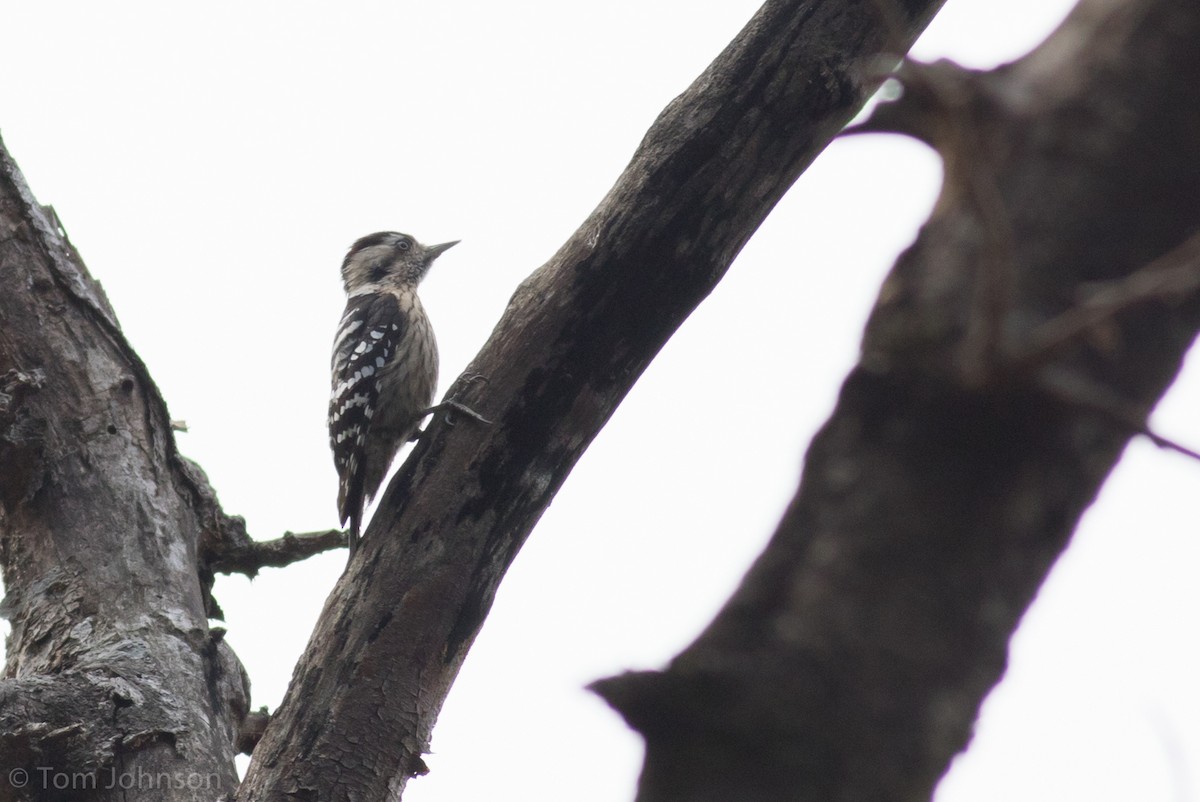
[592,1,1200,800]
[235,1,948,799]
[207,530,347,578]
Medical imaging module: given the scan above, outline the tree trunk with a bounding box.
[0,146,247,799]
[593,1,1200,800]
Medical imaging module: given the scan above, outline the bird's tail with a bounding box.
[347,510,362,560]
[339,474,365,561]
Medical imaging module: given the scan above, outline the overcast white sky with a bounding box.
[2,2,1198,800]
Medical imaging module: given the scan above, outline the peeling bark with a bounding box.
[592,1,1200,800]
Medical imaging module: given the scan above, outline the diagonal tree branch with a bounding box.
[593,1,1200,800]
[235,1,948,799]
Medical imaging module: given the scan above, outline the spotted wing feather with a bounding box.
[329,293,406,536]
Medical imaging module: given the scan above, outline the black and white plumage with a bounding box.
[329,231,457,557]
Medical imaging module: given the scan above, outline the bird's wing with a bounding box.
[328,292,407,527]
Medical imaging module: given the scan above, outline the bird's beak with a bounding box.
[426,240,460,259]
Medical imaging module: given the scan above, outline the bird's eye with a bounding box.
[396,238,412,251]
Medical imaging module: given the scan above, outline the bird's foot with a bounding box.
[425,399,491,427]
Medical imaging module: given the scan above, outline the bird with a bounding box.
[328,231,457,558]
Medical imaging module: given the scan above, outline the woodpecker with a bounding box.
[329,231,456,557]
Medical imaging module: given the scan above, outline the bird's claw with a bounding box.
[436,399,491,427]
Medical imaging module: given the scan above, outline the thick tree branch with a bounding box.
[236,1,947,799]
[592,1,1200,800]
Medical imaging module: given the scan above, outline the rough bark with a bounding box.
[591,1,1200,800]
[0,146,249,799]
[235,1,946,799]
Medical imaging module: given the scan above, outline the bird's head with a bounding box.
[340,231,458,296]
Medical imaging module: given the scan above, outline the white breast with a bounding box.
[373,290,438,440]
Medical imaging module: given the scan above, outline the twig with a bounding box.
[1018,230,1200,368]
[209,529,346,576]
[1039,366,1200,463]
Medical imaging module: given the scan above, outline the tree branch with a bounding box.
[592,1,1200,799]
[208,530,347,577]
[235,1,948,799]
